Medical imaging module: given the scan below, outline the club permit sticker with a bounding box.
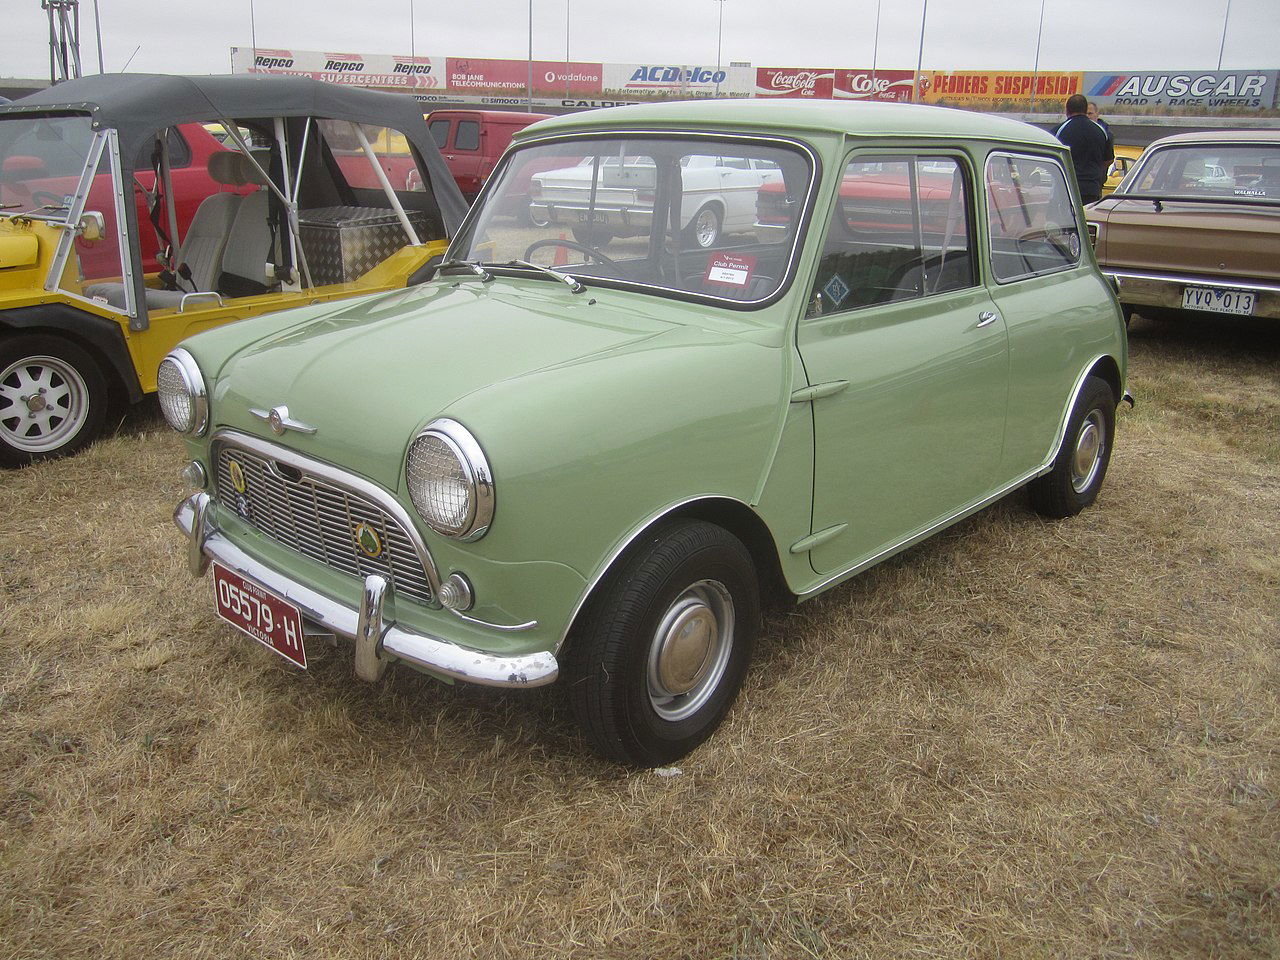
[704,252,757,288]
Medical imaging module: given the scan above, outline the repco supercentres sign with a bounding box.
[232,48,443,89]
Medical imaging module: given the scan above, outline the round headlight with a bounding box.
[157,348,208,436]
[405,419,494,541]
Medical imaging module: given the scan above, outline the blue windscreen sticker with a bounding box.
[823,273,850,307]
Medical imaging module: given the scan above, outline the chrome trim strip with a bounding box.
[450,129,822,310]
[444,606,537,633]
[212,429,444,600]
[106,130,140,329]
[175,495,557,688]
[1104,269,1280,295]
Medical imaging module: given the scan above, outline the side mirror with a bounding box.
[2,155,48,182]
[77,211,106,243]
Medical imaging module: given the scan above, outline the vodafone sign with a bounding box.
[446,58,602,94]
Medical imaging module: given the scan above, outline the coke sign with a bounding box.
[834,70,917,103]
[755,68,834,99]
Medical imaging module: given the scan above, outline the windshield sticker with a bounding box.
[704,252,757,287]
[823,273,850,307]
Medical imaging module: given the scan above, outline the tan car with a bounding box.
[1086,130,1280,325]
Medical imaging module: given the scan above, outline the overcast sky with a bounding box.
[3,0,1277,80]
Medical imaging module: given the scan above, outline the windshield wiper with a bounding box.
[435,259,493,282]
[502,259,585,294]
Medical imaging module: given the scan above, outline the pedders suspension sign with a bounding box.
[755,68,835,99]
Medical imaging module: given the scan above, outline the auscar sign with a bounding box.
[1085,71,1279,109]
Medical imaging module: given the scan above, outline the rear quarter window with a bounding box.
[985,152,1082,283]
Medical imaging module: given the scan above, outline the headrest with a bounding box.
[207,149,269,188]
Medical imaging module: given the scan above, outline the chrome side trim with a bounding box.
[212,429,444,600]
[1104,269,1280,295]
[175,495,557,688]
[1043,354,1111,478]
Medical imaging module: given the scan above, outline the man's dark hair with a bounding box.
[1065,94,1089,115]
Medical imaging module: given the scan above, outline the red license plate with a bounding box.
[212,563,307,669]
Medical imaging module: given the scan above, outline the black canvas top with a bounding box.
[0,73,466,232]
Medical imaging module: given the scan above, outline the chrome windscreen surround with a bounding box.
[211,430,442,607]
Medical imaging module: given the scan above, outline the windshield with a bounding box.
[1124,143,1280,201]
[450,135,813,304]
[0,115,95,218]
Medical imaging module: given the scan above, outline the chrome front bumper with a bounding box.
[175,493,559,688]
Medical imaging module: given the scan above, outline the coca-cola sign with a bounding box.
[833,69,917,103]
[756,67,834,99]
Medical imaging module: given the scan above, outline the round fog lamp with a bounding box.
[182,460,207,491]
[438,573,474,612]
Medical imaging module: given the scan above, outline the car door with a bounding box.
[796,152,1009,577]
[446,115,484,198]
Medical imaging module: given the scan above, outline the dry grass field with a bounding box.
[1,313,1277,959]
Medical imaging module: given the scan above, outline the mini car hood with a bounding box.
[207,280,702,487]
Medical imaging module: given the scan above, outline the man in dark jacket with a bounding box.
[1055,94,1110,204]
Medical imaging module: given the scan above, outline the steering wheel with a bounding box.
[30,190,68,209]
[523,237,620,275]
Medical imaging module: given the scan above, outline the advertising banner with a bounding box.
[921,71,1083,109]
[603,63,755,98]
[755,68,834,99]
[231,47,445,89]
[833,69,917,103]
[445,58,603,96]
[1084,70,1278,109]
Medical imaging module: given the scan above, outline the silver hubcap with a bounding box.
[1071,410,1106,493]
[694,209,719,247]
[0,355,89,453]
[647,579,734,722]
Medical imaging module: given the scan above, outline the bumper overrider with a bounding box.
[175,493,559,688]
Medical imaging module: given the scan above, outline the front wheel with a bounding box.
[0,334,109,467]
[564,520,760,767]
[1029,375,1116,518]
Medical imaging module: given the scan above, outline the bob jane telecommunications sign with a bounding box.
[1085,71,1277,109]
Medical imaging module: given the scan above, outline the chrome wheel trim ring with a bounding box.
[646,579,735,722]
[0,355,90,454]
[694,208,719,247]
[1071,410,1106,494]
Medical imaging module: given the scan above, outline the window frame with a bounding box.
[804,147,981,319]
[983,149,1083,286]
[454,120,480,152]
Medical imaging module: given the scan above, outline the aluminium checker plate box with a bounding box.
[297,206,430,285]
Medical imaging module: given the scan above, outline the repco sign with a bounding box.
[323,59,365,73]
[254,55,294,70]
[393,62,433,76]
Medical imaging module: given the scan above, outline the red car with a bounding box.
[427,109,553,201]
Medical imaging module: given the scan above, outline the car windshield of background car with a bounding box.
[0,115,95,218]
[1128,144,1280,201]
[453,135,813,305]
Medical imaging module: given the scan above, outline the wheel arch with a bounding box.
[0,304,143,406]
[557,495,790,654]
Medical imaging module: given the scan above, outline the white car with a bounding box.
[528,154,783,249]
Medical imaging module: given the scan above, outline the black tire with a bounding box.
[683,204,722,249]
[564,520,760,767]
[0,334,109,468]
[571,224,613,246]
[1029,375,1116,519]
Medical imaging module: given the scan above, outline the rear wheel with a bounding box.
[1029,375,1116,518]
[683,205,722,249]
[0,335,109,467]
[564,520,760,767]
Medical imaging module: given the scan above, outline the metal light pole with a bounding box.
[527,0,534,112]
[714,0,726,97]
[912,0,928,103]
[1216,0,1233,70]
[871,0,882,82]
[91,0,103,73]
[1030,0,1047,113]
[249,0,257,62]
[410,0,415,57]
[565,0,570,101]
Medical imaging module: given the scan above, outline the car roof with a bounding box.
[1144,129,1280,148]
[516,99,1063,149]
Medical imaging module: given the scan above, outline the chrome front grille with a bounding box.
[214,443,435,606]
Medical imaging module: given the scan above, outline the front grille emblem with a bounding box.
[354,522,384,558]
[227,458,247,494]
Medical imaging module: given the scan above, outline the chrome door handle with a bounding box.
[976,311,999,328]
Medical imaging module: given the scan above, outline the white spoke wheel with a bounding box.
[565,520,760,767]
[1030,374,1116,519]
[0,335,109,467]
[684,205,722,249]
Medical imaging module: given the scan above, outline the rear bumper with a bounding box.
[175,493,559,688]
[1105,269,1280,319]
[530,202,653,234]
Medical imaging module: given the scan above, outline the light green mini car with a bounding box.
[167,100,1128,767]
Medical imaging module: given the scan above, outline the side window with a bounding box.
[985,153,1082,283]
[428,119,450,148]
[134,127,192,170]
[720,156,751,170]
[454,121,480,152]
[807,154,975,317]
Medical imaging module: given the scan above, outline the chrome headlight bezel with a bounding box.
[405,418,494,541]
[157,347,208,437]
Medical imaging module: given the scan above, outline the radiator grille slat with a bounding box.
[215,445,434,606]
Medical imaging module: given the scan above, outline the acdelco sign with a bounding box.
[628,65,727,86]
[1086,70,1277,108]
